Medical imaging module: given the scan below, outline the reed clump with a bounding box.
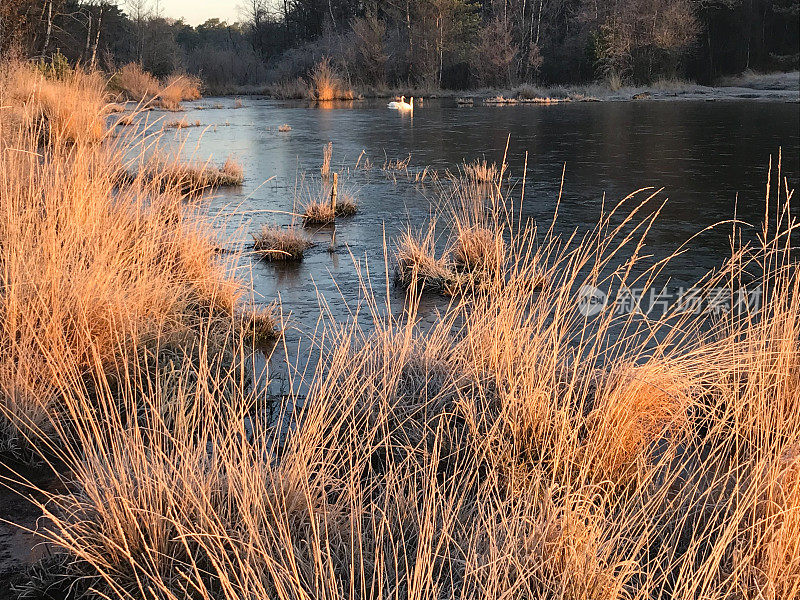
[321,141,333,179]
[580,362,692,482]
[109,62,160,103]
[308,57,355,101]
[110,64,202,110]
[394,227,463,295]
[453,225,504,271]
[302,196,358,224]
[463,158,504,185]
[145,152,244,196]
[2,61,107,145]
[241,305,278,347]
[163,118,202,129]
[301,179,358,225]
[253,225,314,261]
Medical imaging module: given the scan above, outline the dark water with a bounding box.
[153,97,799,339]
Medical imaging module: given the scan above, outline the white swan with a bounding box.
[388,96,413,111]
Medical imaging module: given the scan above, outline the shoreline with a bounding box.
[215,71,799,104]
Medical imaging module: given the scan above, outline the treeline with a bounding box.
[2,0,798,92]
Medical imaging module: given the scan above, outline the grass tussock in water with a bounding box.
[163,117,202,130]
[2,60,800,600]
[308,57,355,102]
[463,158,504,185]
[253,225,314,261]
[302,197,358,224]
[144,152,244,196]
[321,141,333,179]
[300,177,358,225]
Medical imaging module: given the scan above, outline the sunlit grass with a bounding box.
[1,59,799,600]
[253,224,314,261]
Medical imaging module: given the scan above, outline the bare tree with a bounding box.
[126,0,150,63]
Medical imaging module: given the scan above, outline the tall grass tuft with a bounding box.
[253,225,314,261]
[308,57,355,101]
[110,64,203,110]
[321,141,333,179]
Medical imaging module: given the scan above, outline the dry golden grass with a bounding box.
[463,158,504,184]
[453,225,504,271]
[10,172,800,599]
[581,362,692,482]
[253,225,314,261]
[394,227,463,295]
[163,73,202,101]
[145,152,244,196]
[1,62,107,145]
[111,64,202,110]
[110,62,160,103]
[302,197,358,224]
[241,305,278,347]
[0,62,241,459]
[301,179,358,225]
[2,59,800,600]
[308,57,355,101]
[163,117,201,129]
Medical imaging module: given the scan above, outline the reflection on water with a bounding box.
[152,97,798,373]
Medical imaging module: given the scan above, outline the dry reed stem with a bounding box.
[321,141,333,179]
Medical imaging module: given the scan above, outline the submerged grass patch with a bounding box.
[144,152,244,196]
[253,225,314,261]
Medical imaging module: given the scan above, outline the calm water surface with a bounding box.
[153,98,799,347]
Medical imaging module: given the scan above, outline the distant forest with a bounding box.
[2,0,798,91]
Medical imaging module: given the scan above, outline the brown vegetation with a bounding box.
[110,63,202,110]
[308,57,354,101]
[1,59,799,600]
[321,141,333,179]
[302,195,358,224]
[253,225,314,261]
[145,153,244,196]
[163,118,202,129]
[301,178,358,225]
[0,61,241,459]
[2,62,107,145]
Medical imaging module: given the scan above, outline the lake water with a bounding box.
[150,97,799,349]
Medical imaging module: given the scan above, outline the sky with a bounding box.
[150,0,242,26]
